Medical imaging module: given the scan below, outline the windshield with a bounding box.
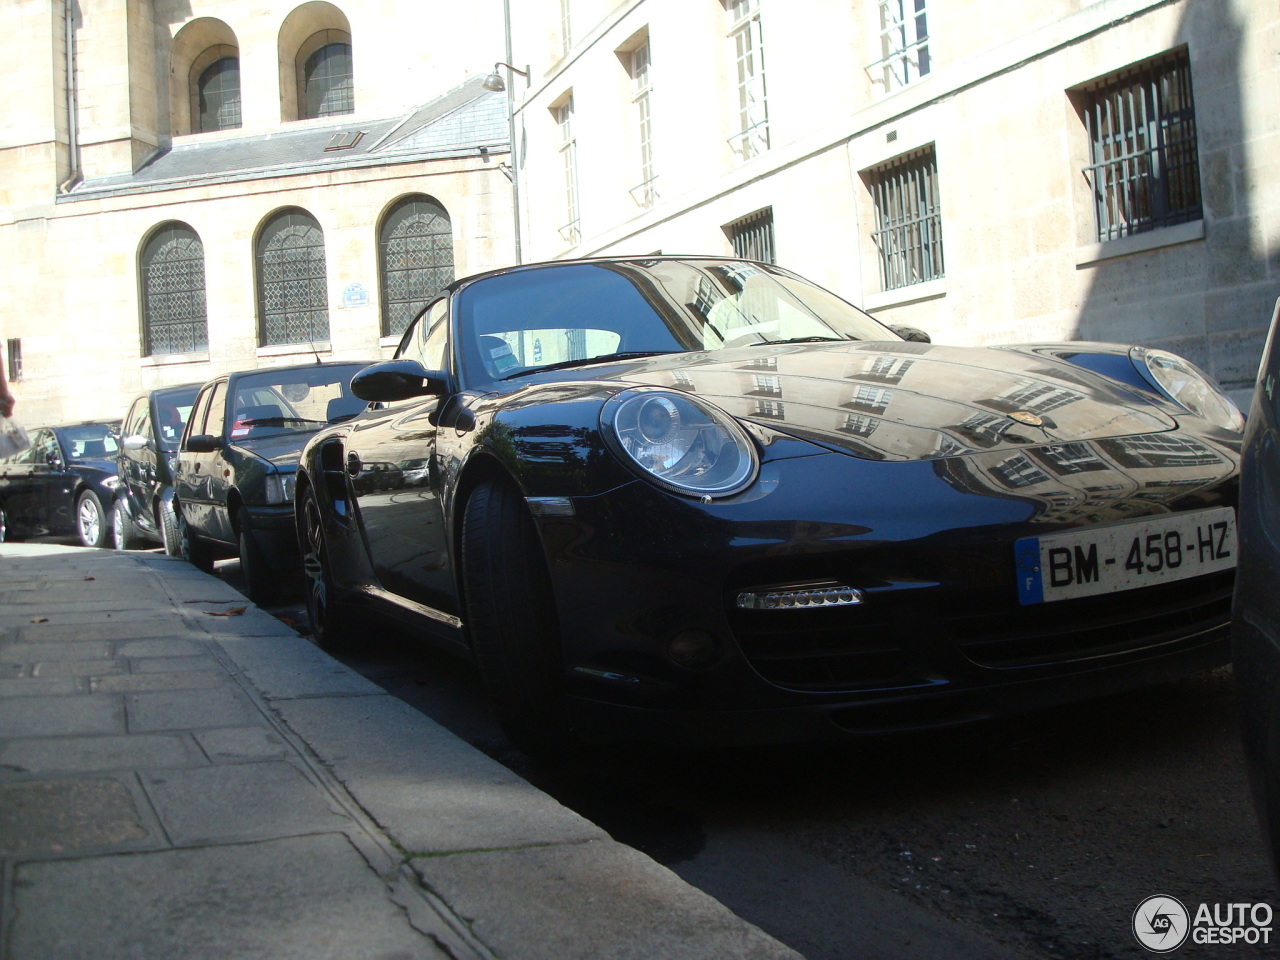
[58,423,119,459]
[228,364,368,441]
[453,259,897,385]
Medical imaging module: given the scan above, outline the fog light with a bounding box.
[667,629,718,667]
[735,584,863,610]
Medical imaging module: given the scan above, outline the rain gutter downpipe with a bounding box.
[59,0,80,194]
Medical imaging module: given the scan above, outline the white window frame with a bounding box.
[725,0,768,160]
[866,0,930,93]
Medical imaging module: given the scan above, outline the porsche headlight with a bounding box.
[1133,347,1245,432]
[602,389,758,498]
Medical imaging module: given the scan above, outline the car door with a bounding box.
[41,430,81,534]
[349,299,456,615]
[178,379,234,545]
[0,431,47,533]
[119,398,154,528]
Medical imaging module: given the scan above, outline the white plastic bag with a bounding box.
[0,416,30,458]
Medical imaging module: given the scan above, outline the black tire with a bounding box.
[111,498,145,550]
[0,504,9,542]
[76,490,109,548]
[461,478,573,757]
[237,507,280,606]
[300,486,354,650]
[159,498,181,557]
[178,509,214,573]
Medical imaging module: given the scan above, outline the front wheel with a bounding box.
[159,499,181,557]
[237,507,280,606]
[300,487,354,650]
[461,478,574,757]
[112,498,144,550]
[178,509,214,573]
[76,490,109,548]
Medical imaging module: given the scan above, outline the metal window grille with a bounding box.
[726,0,768,159]
[754,400,785,419]
[1083,49,1201,243]
[379,197,454,338]
[629,42,658,207]
[870,149,944,291]
[256,211,330,346]
[556,97,581,244]
[849,385,893,414]
[728,208,775,263]
[867,0,930,92]
[866,356,915,383]
[197,56,241,132]
[752,374,782,396]
[140,224,209,356]
[841,414,879,438]
[996,382,1081,413]
[7,339,21,382]
[302,38,354,119]
[1036,443,1107,475]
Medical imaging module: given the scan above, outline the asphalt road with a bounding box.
[211,556,1275,960]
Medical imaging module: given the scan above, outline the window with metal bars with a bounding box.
[7,340,21,382]
[255,209,330,346]
[1081,48,1202,243]
[725,0,768,159]
[867,0,930,92]
[379,196,454,338]
[868,148,943,291]
[727,208,775,263]
[140,223,210,357]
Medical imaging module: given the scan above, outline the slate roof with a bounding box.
[64,76,508,201]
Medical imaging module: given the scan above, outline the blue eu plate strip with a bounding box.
[1014,537,1043,605]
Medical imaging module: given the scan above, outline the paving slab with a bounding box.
[0,543,803,960]
[7,834,452,960]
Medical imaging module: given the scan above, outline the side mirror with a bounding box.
[122,434,152,452]
[888,324,932,344]
[184,434,223,453]
[45,453,64,470]
[351,360,449,403]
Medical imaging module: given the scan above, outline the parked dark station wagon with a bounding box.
[294,256,1243,754]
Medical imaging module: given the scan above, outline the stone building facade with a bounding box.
[508,0,1279,402]
[2,0,1277,426]
[0,0,514,426]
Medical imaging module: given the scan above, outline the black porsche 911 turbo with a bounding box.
[295,256,1244,754]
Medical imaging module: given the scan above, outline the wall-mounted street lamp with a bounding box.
[483,60,529,263]
[483,61,528,93]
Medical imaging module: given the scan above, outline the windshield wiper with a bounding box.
[499,350,676,380]
[754,336,848,345]
[239,417,327,427]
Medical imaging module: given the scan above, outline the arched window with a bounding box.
[140,224,209,356]
[256,210,330,346]
[196,55,241,132]
[299,30,354,119]
[379,196,455,338]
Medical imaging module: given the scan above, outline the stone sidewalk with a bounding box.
[0,544,802,960]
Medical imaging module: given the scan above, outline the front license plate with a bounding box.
[1014,506,1236,605]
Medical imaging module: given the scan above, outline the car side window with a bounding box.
[33,430,59,467]
[398,300,448,371]
[186,386,215,440]
[206,382,228,439]
[123,399,145,440]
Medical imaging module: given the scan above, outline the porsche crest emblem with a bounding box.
[1009,411,1044,427]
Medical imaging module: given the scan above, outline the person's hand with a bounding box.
[1,388,15,419]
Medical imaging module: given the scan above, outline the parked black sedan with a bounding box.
[1232,297,1280,876]
[296,256,1244,754]
[113,382,202,554]
[173,362,369,604]
[0,420,121,547]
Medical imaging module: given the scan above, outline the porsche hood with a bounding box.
[612,341,1179,463]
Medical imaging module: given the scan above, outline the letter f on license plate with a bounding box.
[1014,506,1236,604]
